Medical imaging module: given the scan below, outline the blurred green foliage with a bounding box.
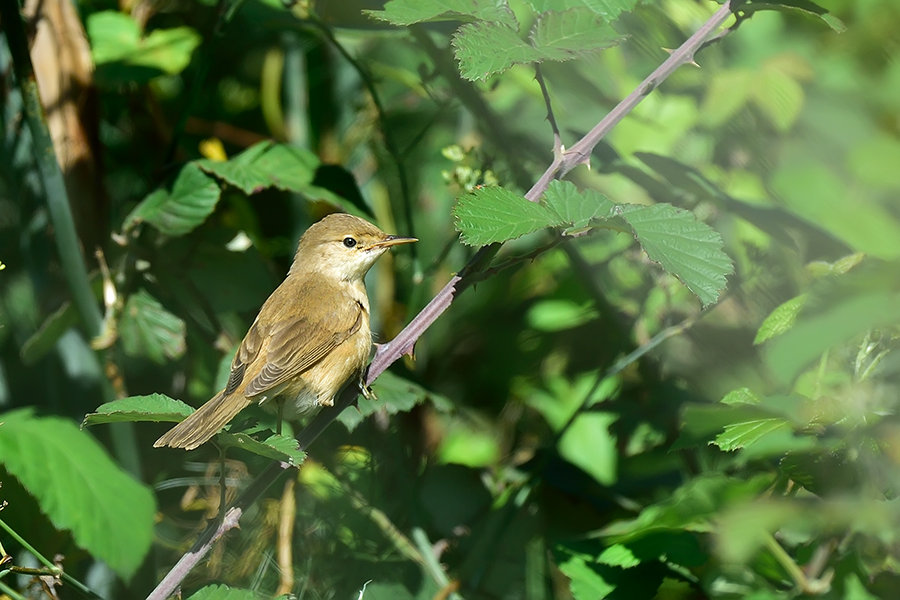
[2,0,900,599]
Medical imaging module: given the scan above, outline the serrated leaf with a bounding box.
[119,290,186,364]
[527,0,638,19]
[616,203,732,307]
[530,8,623,60]
[452,21,550,80]
[721,388,762,405]
[597,544,640,568]
[0,409,156,580]
[197,141,320,195]
[712,418,790,451]
[83,394,195,427]
[543,180,615,228]
[754,294,806,344]
[737,0,846,33]
[186,584,265,600]
[123,162,221,236]
[339,370,450,432]
[366,0,517,26]
[453,186,563,245]
[217,431,307,466]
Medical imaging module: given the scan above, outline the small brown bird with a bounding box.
[154,213,416,450]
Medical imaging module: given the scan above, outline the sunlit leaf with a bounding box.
[453,21,550,80]
[557,554,614,600]
[527,0,638,20]
[712,418,790,451]
[217,431,307,466]
[453,186,563,245]
[367,0,517,27]
[119,290,186,364]
[617,203,732,307]
[753,67,804,132]
[122,163,221,236]
[197,141,320,195]
[754,294,806,344]
[83,394,195,427]
[543,180,615,228]
[527,299,598,331]
[560,412,618,485]
[720,388,763,405]
[0,409,155,580]
[88,11,200,83]
[186,585,265,600]
[530,8,623,60]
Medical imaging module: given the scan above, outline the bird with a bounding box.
[154,213,416,450]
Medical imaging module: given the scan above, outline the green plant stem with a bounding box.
[0,580,27,600]
[0,518,99,599]
[763,533,809,591]
[0,0,143,479]
[0,0,102,338]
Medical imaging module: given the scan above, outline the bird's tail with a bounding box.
[154,391,252,450]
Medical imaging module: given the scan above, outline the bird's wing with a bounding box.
[228,275,365,399]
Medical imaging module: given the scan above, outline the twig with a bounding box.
[525,1,737,202]
[146,4,738,596]
[534,65,563,158]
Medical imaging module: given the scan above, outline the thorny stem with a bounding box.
[145,3,739,597]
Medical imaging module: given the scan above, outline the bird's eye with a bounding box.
[343,237,357,248]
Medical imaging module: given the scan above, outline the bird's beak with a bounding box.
[368,235,418,250]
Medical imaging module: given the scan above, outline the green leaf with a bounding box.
[527,0,638,20]
[119,290,186,364]
[559,411,618,485]
[752,67,804,132]
[217,431,307,466]
[601,474,773,541]
[358,582,415,600]
[367,0,517,26]
[123,163,221,236]
[83,394,195,427]
[764,286,900,384]
[754,295,806,344]
[527,299,598,332]
[617,203,732,307]
[543,180,615,229]
[597,544,640,568]
[88,11,201,83]
[720,388,763,405]
[452,21,550,80]
[339,371,451,432]
[701,69,754,127]
[529,8,623,61]
[558,554,614,600]
[0,409,156,580]
[453,186,563,245]
[20,300,79,365]
[712,418,790,451]
[197,141,320,195]
[186,584,265,600]
[738,1,846,33]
